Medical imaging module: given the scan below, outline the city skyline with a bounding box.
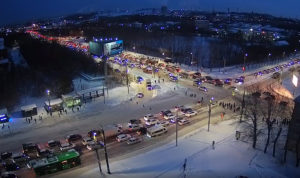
[1,0,300,26]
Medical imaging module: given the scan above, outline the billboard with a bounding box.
[89,41,102,56]
[103,40,123,56]
[292,74,298,87]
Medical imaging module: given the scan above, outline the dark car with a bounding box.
[160,110,172,116]
[193,80,202,86]
[47,140,60,148]
[224,78,232,85]
[66,134,83,143]
[137,127,147,135]
[214,79,223,87]
[3,159,19,171]
[22,143,38,155]
[192,72,201,79]
[128,119,141,125]
[1,152,12,160]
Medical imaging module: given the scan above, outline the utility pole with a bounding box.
[126,64,129,94]
[95,148,102,174]
[176,110,178,146]
[103,85,105,104]
[208,98,212,132]
[240,88,245,123]
[101,127,111,174]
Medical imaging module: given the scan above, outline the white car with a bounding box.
[60,142,75,151]
[156,120,169,127]
[116,134,131,142]
[144,114,154,121]
[164,113,176,120]
[86,141,104,151]
[185,110,198,117]
[127,137,141,145]
[145,119,158,126]
[82,137,94,146]
[178,119,190,126]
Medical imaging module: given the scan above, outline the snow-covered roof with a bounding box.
[0,108,8,114]
[44,98,63,106]
[76,86,103,95]
[21,104,37,111]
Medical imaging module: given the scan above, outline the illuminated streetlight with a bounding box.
[46,89,52,116]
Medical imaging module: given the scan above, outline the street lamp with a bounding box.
[46,89,52,116]
[208,97,214,132]
[243,53,248,73]
[100,126,111,174]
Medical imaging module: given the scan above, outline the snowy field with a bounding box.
[54,119,300,178]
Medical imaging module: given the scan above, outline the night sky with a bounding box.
[1,0,300,26]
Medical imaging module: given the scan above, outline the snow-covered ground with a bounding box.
[54,119,300,178]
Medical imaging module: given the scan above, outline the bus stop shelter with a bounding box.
[44,98,63,112]
[21,104,38,117]
[61,94,81,108]
[76,86,104,102]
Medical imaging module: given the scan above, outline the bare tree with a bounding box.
[244,92,262,149]
[262,94,276,153]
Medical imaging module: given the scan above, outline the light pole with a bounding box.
[95,148,102,174]
[100,126,111,174]
[208,97,214,132]
[176,109,178,146]
[243,53,247,73]
[125,63,129,94]
[46,89,52,116]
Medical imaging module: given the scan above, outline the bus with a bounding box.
[147,125,167,138]
[28,149,80,176]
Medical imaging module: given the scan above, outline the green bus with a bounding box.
[28,149,81,176]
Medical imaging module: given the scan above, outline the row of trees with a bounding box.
[240,88,293,160]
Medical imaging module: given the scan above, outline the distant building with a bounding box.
[287,96,300,152]
[133,22,143,28]
[195,20,210,30]
[161,6,168,16]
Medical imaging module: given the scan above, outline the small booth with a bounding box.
[61,94,81,108]
[76,86,104,102]
[21,104,38,117]
[0,108,9,123]
[44,98,63,112]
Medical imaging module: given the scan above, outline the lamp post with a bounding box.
[243,53,247,73]
[208,97,214,132]
[176,109,178,146]
[100,126,111,174]
[46,89,52,116]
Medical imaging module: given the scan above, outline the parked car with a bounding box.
[1,172,17,178]
[1,152,12,160]
[178,119,190,125]
[3,159,19,171]
[193,80,202,86]
[36,149,52,158]
[127,137,141,145]
[156,120,169,127]
[66,134,82,143]
[185,110,198,117]
[170,117,183,124]
[128,124,140,131]
[47,140,60,148]
[214,79,223,87]
[224,78,232,85]
[160,110,172,116]
[60,142,75,151]
[145,119,158,126]
[272,72,280,79]
[192,72,201,79]
[136,93,144,98]
[164,113,176,120]
[199,86,207,92]
[82,137,94,146]
[128,119,141,125]
[116,134,131,142]
[86,141,104,151]
[144,114,154,121]
[137,127,147,135]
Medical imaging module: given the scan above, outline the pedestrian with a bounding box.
[174,87,176,91]
[183,158,187,172]
[155,80,156,83]
[77,107,79,111]
[72,107,74,112]
[143,104,145,108]
[2,123,4,129]
[212,141,215,149]
[34,119,37,123]
[136,101,138,105]
[162,78,164,82]
[201,97,203,102]
[65,109,68,114]
[233,102,235,108]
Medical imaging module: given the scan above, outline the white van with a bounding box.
[147,125,167,138]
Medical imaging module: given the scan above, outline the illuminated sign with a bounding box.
[103,40,123,56]
[292,75,298,87]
